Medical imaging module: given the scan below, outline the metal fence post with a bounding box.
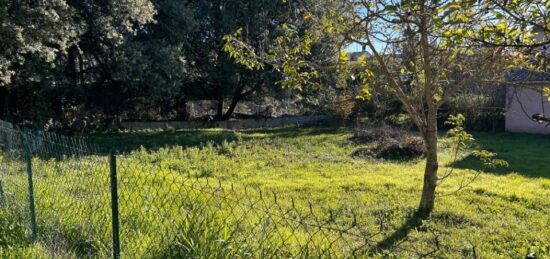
[22,129,37,242]
[109,151,121,259]
[0,179,6,207]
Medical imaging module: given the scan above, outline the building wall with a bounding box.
[506,86,550,134]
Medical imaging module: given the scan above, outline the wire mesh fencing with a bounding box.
[0,121,113,257]
[0,121,29,235]
[0,119,378,258]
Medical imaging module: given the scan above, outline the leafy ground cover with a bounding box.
[0,127,549,258]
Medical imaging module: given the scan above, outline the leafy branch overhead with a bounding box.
[224,23,321,91]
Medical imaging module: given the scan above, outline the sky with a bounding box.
[346,42,366,52]
[345,41,386,53]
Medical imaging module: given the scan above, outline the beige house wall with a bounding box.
[506,86,550,134]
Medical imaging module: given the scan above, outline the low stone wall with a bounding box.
[121,115,333,130]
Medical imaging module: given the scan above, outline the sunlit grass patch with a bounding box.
[0,127,549,257]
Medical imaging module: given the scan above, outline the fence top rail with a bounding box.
[0,120,103,157]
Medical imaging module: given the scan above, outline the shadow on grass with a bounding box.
[372,210,428,253]
[89,130,240,154]
[450,132,550,178]
[244,126,346,139]
[89,126,346,154]
[37,222,107,258]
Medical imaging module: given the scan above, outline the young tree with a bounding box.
[225,0,528,214]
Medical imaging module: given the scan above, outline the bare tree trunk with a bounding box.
[67,45,80,86]
[0,89,8,121]
[419,123,438,214]
[221,79,262,120]
[222,85,244,120]
[216,95,224,120]
[418,5,438,214]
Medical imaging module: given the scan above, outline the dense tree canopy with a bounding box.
[1,0,348,125]
[0,0,78,86]
[0,0,156,125]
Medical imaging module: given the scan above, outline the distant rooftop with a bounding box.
[347,51,370,62]
[506,68,550,82]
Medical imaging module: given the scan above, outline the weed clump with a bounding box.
[351,126,426,160]
[0,209,28,248]
[350,126,408,144]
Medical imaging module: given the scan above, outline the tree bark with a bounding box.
[221,79,263,120]
[419,123,439,214]
[67,45,80,86]
[216,95,224,120]
[0,88,8,120]
[222,85,244,120]
[418,4,438,214]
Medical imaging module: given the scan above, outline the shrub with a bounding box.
[350,126,410,144]
[351,126,426,160]
[372,137,426,160]
[441,85,506,131]
[323,93,357,123]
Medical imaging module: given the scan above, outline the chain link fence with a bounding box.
[0,119,377,258]
[0,120,112,257]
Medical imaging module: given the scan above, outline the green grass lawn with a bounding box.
[1,127,549,258]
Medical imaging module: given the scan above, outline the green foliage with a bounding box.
[471,150,509,169]
[0,209,27,249]
[155,204,264,258]
[120,0,325,120]
[446,114,508,169]
[0,0,156,87]
[443,84,506,131]
[0,246,48,259]
[0,0,79,87]
[0,0,157,125]
[445,114,474,148]
[223,0,347,92]
[2,0,549,128]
